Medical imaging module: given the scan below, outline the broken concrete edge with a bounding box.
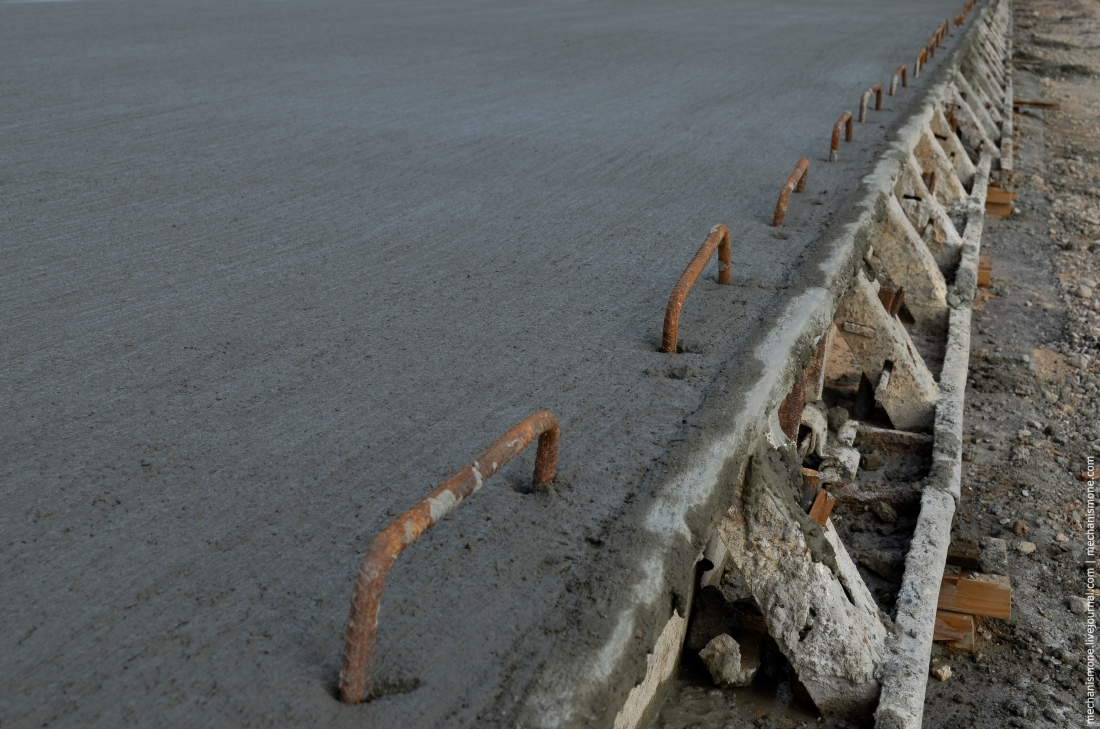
[876,3,1009,728]
[507,4,1008,728]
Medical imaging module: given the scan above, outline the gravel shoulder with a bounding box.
[921,0,1100,725]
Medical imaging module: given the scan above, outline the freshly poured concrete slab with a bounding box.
[0,0,967,726]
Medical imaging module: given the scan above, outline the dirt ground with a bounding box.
[921,0,1100,726]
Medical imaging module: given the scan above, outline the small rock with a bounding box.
[1017,429,1031,441]
[871,501,898,525]
[980,537,1009,575]
[1016,541,1037,555]
[826,406,850,431]
[1014,520,1029,536]
[861,453,885,472]
[860,549,905,582]
[699,634,757,687]
[931,665,952,681]
[1076,285,1094,299]
[1056,533,1069,543]
[1069,596,1088,615]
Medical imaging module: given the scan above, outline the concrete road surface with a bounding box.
[1,0,966,726]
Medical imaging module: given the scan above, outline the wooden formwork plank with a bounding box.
[808,488,836,527]
[937,574,1012,619]
[933,610,975,652]
[946,541,982,571]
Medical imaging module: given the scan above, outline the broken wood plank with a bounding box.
[1013,98,1060,110]
[809,488,836,528]
[800,468,822,512]
[937,573,1011,619]
[985,187,1015,219]
[946,541,982,571]
[933,610,975,652]
[977,254,993,287]
[855,424,934,455]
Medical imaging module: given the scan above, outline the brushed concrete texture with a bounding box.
[0,0,965,726]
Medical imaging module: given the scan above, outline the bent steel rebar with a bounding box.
[339,410,561,704]
[859,83,883,122]
[829,112,853,162]
[771,157,809,227]
[660,224,731,353]
[890,64,908,96]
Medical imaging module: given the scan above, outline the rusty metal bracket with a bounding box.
[859,84,883,122]
[829,112,853,162]
[660,224,732,353]
[339,410,561,704]
[771,158,809,227]
[890,65,908,96]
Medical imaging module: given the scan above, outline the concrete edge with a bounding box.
[875,1,1010,727]
[510,2,1008,727]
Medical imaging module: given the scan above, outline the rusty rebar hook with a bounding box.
[339,410,561,704]
[772,157,809,228]
[890,65,908,96]
[660,224,731,353]
[859,84,883,122]
[829,112,853,162]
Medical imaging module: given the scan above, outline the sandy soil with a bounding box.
[921,0,1100,725]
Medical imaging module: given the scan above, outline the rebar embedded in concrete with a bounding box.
[771,157,809,227]
[859,83,884,122]
[338,410,561,704]
[660,224,731,353]
[890,65,908,96]
[829,112,853,162]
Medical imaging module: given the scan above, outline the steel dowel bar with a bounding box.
[338,410,561,704]
[771,157,809,228]
[829,111,853,162]
[890,65,908,95]
[660,224,731,353]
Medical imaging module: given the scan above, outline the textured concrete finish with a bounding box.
[1,0,966,726]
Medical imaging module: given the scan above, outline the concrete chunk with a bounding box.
[717,439,885,721]
[699,634,758,687]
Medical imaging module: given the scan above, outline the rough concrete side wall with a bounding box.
[835,271,939,430]
[870,195,950,329]
[875,0,1009,725]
